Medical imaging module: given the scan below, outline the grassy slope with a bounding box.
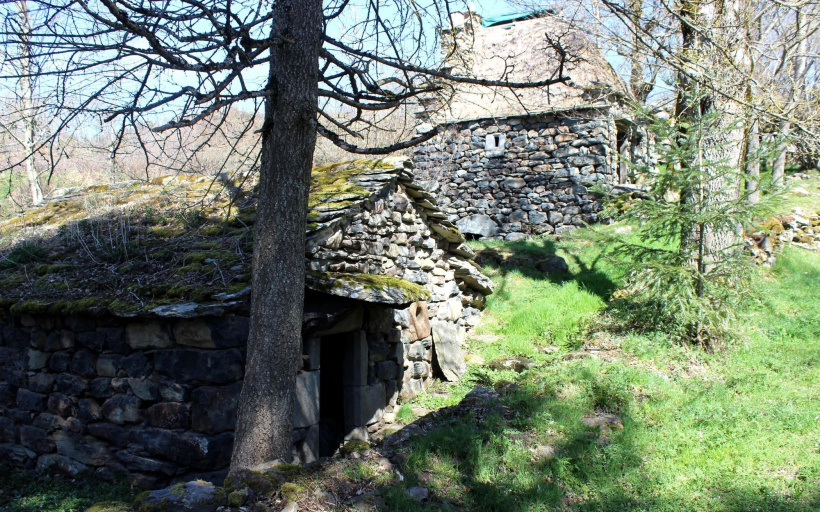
[385,180,820,511]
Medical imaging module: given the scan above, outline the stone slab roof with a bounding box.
[0,157,473,318]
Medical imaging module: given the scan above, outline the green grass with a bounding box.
[386,222,820,510]
[0,467,136,512]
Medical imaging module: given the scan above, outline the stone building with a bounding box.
[412,10,648,239]
[0,157,492,487]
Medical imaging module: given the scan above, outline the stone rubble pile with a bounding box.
[747,207,820,265]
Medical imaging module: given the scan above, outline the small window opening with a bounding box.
[485,133,505,151]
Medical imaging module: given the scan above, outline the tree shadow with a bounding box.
[372,379,820,512]
[476,237,618,303]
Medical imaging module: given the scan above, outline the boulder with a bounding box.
[129,428,233,470]
[147,402,192,430]
[431,321,466,382]
[101,394,142,424]
[489,356,535,373]
[456,214,499,238]
[36,453,89,477]
[535,256,568,275]
[126,323,173,349]
[135,480,222,512]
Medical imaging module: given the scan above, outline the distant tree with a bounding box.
[0,0,571,469]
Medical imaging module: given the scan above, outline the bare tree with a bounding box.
[0,0,570,469]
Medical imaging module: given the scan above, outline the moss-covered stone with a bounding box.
[307,272,430,305]
[226,490,248,508]
[279,482,305,503]
[84,502,133,512]
[340,439,370,455]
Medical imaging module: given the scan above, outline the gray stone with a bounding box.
[120,352,150,378]
[77,398,103,421]
[28,349,49,370]
[431,322,466,382]
[116,451,177,475]
[76,331,106,351]
[89,378,114,398]
[101,394,142,424]
[294,371,320,429]
[154,348,244,385]
[456,214,499,238]
[147,402,192,430]
[173,319,213,348]
[70,350,97,377]
[125,322,173,349]
[405,486,429,501]
[47,393,75,416]
[48,351,70,372]
[55,373,88,395]
[20,425,55,453]
[191,383,241,433]
[129,428,233,470]
[53,431,110,466]
[28,373,56,393]
[36,453,90,478]
[96,354,120,377]
[504,232,528,242]
[87,423,128,447]
[137,480,222,512]
[406,301,431,341]
[343,331,369,387]
[376,361,399,380]
[535,256,569,274]
[17,388,47,411]
[128,378,160,401]
[345,382,385,426]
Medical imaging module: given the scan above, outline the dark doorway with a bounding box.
[319,334,348,456]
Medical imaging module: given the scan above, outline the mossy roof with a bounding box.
[0,157,452,317]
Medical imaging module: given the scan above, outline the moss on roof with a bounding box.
[0,158,408,316]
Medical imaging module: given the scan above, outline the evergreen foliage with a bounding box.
[598,106,776,346]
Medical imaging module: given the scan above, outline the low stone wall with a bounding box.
[0,313,248,488]
[411,113,617,239]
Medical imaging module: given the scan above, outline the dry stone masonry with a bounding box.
[0,157,494,488]
[412,113,617,240]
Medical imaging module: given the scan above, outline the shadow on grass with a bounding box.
[374,377,820,512]
[478,238,618,303]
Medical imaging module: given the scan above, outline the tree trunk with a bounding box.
[230,0,323,470]
[677,0,745,268]
[17,0,43,205]
[771,122,790,188]
[745,118,760,203]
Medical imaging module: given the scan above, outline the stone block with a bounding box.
[431,321,466,382]
[101,394,142,424]
[147,401,192,430]
[106,327,129,354]
[87,422,128,447]
[76,331,106,351]
[55,373,88,395]
[191,383,241,434]
[17,388,47,411]
[20,425,55,453]
[293,372,319,429]
[125,322,173,349]
[70,350,97,378]
[46,351,68,372]
[129,428,234,470]
[376,361,399,380]
[47,393,75,417]
[28,373,55,393]
[95,354,120,377]
[344,382,385,427]
[342,332,368,387]
[291,423,319,464]
[207,315,249,348]
[154,349,244,385]
[128,378,160,401]
[28,349,49,370]
[44,331,75,352]
[0,417,18,443]
[77,398,102,421]
[173,319,213,348]
[406,301,431,341]
[160,381,188,402]
[116,450,177,475]
[88,378,114,398]
[120,352,150,378]
[302,337,320,371]
[53,431,110,466]
[37,453,89,477]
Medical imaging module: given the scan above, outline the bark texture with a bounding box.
[230,0,323,470]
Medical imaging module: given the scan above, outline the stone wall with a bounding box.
[0,171,493,488]
[0,313,247,488]
[411,113,618,239]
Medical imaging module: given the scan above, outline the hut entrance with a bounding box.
[319,333,351,456]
